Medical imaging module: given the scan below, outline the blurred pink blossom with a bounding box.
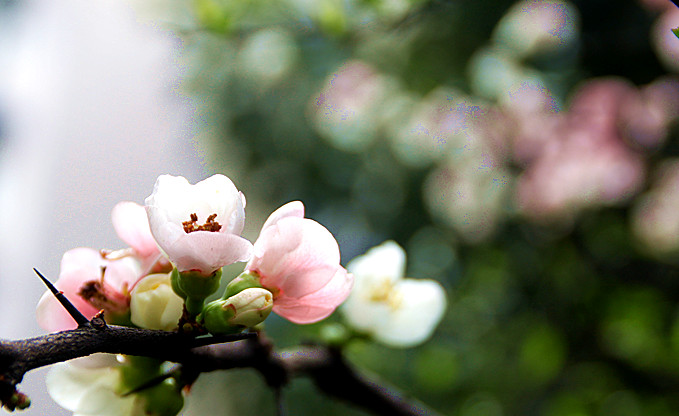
[246,201,353,324]
[632,160,679,254]
[516,78,646,220]
[501,82,561,164]
[145,174,253,275]
[313,60,387,151]
[315,61,382,122]
[620,77,679,149]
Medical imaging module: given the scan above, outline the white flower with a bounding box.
[342,241,447,347]
[130,273,184,331]
[46,355,145,416]
[145,174,254,275]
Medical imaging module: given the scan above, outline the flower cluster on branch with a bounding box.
[0,174,446,415]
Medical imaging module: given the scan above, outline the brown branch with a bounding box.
[0,328,441,416]
[0,268,442,415]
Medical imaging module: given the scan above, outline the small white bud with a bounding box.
[130,273,184,331]
[226,288,274,328]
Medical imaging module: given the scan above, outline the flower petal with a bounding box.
[273,268,353,324]
[346,240,406,288]
[36,248,106,331]
[168,232,253,273]
[260,201,305,233]
[250,216,341,298]
[111,201,159,258]
[373,279,447,347]
[46,361,136,416]
[130,273,184,331]
[145,174,250,274]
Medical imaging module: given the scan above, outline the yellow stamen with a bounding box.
[183,213,222,233]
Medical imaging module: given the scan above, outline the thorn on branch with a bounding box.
[91,310,108,330]
[33,268,89,327]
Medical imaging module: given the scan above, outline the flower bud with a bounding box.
[130,273,184,331]
[140,378,184,416]
[224,270,263,298]
[171,267,223,316]
[202,288,274,334]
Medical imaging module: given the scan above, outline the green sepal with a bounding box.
[223,270,263,299]
[140,378,184,416]
[200,299,239,335]
[117,356,164,394]
[171,268,223,316]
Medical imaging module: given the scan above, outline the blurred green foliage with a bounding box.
[173,0,679,414]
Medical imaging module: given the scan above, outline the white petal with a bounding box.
[47,362,136,416]
[373,279,447,348]
[347,241,406,288]
[130,273,184,331]
[341,293,393,333]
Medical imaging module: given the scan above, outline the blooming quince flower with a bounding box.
[47,355,183,416]
[341,241,447,348]
[145,174,253,275]
[130,273,184,331]
[47,355,143,416]
[244,201,353,324]
[36,247,143,332]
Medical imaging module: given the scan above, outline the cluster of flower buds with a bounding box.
[37,174,354,335]
[35,174,356,415]
[35,174,447,416]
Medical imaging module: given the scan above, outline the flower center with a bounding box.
[369,278,403,310]
[78,279,130,314]
[183,213,222,233]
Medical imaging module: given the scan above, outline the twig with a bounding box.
[0,270,442,415]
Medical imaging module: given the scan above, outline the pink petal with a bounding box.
[36,248,104,331]
[260,201,305,233]
[111,201,159,258]
[273,268,353,324]
[249,217,341,298]
[101,256,143,293]
[168,232,254,274]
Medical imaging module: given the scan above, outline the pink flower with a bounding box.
[245,201,353,324]
[36,247,142,332]
[111,201,161,259]
[144,174,254,275]
[111,201,170,273]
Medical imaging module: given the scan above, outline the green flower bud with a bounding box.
[224,270,263,299]
[202,288,274,334]
[171,268,223,316]
[140,378,184,416]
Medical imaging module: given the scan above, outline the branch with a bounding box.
[0,269,442,415]
[0,328,441,416]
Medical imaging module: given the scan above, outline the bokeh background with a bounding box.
[2,0,679,415]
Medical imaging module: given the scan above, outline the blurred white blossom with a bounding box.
[492,0,579,58]
[342,241,446,348]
